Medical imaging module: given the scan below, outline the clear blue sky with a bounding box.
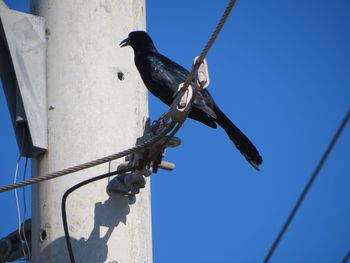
[1,0,349,262]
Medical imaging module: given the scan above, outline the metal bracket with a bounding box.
[107,121,181,196]
[0,1,47,157]
[193,57,210,90]
[169,56,210,123]
[169,83,195,123]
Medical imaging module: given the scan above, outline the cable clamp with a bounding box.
[107,122,181,196]
[170,83,194,123]
[193,57,210,90]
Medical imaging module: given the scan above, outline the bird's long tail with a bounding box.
[214,106,263,170]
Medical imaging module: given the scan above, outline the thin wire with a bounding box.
[264,109,350,263]
[342,250,350,263]
[21,157,31,262]
[0,121,176,193]
[14,130,27,260]
[14,154,26,259]
[62,165,137,263]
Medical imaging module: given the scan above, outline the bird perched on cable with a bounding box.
[120,31,262,170]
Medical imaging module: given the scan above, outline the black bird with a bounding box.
[120,31,262,170]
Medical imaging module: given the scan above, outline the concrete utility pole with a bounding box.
[30,0,151,262]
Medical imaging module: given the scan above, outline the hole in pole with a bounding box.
[117,72,124,81]
[40,230,47,241]
[117,71,124,80]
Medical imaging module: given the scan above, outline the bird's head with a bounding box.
[120,31,157,53]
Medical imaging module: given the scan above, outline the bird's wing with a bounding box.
[194,89,217,119]
[148,53,188,92]
[147,53,217,119]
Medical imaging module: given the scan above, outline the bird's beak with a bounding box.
[120,37,130,48]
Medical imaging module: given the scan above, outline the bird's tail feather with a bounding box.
[214,106,263,170]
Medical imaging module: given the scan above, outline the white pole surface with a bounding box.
[30,0,151,262]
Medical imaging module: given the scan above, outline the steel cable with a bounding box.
[0,122,176,193]
[264,109,350,263]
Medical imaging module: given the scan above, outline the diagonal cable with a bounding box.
[342,250,350,263]
[264,108,350,263]
[182,0,236,90]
